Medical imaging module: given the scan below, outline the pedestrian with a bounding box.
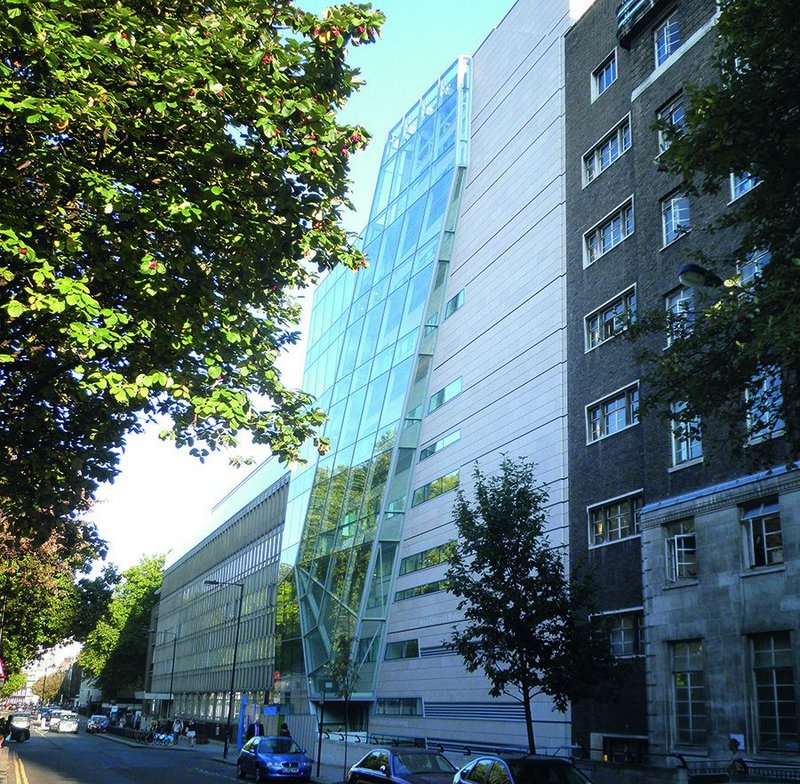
[279,721,291,737]
[172,716,184,739]
[186,717,197,747]
[246,719,264,739]
[727,737,749,779]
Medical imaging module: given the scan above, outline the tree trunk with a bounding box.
[522,688,536,754]
[342,696,350,782]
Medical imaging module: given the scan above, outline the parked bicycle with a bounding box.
[147,731,176,747]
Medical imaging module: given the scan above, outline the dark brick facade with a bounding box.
[564,0,759,758]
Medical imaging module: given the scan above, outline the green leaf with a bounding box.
[6,300,26,318]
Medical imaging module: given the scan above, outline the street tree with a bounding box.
[327,631,361,779]
[0,526,97,680]
[31,665,68,704]
[67,565,122,643]
[634,0,800,457]
[0,0,385,551]
[78,555,164,697]
[446,458,617,754]
[0,671,26,699]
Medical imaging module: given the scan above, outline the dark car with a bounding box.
[87,714,110,733]
[236,736,313,782]
[454,755,593,784]
[6,712,31,742]
[348,747,458,784]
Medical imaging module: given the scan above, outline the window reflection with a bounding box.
[294,58,470,696]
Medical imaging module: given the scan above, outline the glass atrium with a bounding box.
[274,58,472,706]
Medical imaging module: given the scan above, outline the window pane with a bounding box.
[752,632,798,750]
[656,16,681,66]
[672,640,706,745]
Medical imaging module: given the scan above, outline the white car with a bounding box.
[53,712,79,733]
[46,709,64,730]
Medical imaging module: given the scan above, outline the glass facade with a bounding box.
[276,58,472,703]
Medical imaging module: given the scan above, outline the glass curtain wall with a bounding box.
[275,58,471,702]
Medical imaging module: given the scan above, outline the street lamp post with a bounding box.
[316,680,333,777]
[204,578,245,760]
[168,632,177,713]
[41,663,50,706]
[148,628,178,717]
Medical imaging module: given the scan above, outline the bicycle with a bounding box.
[147,731,176,747]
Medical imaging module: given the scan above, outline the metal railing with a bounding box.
[616,0,654,29]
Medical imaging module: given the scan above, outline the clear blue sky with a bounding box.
[90,0,522,572]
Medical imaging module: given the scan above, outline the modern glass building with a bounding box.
[290,56,472,712]
[153,0,578,752]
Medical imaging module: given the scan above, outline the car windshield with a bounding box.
[61,713,78,721]
[394,753,457,775]
[508,760,592,784]
[258,738,303,754]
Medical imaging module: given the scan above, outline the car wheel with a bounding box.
[255,766,265,783]
[237,762,247,779]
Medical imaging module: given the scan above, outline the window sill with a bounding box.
[660,229,691,251]
[586,421,639,445]
[582,147,632,190]
[728,180,762,206]
[745,428,785,447]
[588,533,642,550]
[668,457,703,473]
[591,81,617,104]
[583,240,631,269]
[631,12,720,102]
[740,564,784,578]
[585,332,625,353]
[663,578,699,590]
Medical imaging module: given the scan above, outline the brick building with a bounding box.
[565,0,799,763]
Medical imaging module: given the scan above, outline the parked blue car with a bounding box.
[236,736,313,782]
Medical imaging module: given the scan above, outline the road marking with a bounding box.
[14,751,30,784]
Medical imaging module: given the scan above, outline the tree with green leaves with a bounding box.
[446,458,617,754]
[30,666,68,704]
[0,670,26,699]
[78,555,164,697]
[0,527,98,681]
[0,0,385,553]
[327,631,361,780]
[635,0,800,457]
[68,565,122,643]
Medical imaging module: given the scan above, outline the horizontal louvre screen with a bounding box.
[424,703,526,721]
[419,644,454,658]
